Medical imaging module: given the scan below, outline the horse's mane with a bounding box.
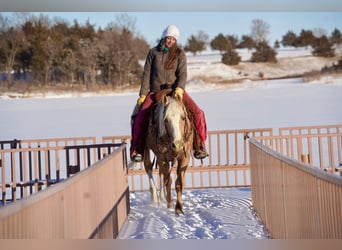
[155,96,184,138]
[155,99,166,137]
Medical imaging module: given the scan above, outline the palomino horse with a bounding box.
[143,90,194,215]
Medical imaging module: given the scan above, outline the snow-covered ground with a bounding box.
[0,48,342,239]
[118,188,268,239]
[187,48,339,81]
[1,77,340,140]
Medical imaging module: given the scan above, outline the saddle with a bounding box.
[154,88,173,103]
[131,88,175,125]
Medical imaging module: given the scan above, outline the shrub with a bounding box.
[312,35,335,57]
[251,41,277,63]
[221,49,241,65]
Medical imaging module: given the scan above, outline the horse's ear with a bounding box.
[174,95,182,103]
[162,95,169,105]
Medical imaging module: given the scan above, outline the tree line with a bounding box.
[1,14,341,89]
[0,13,150,88]
[183,19,342,65]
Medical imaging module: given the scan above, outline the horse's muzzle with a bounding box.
[172,140,184,153]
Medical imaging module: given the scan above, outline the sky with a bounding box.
[2,12,342,47]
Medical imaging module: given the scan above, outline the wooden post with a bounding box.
[301,154,310,164]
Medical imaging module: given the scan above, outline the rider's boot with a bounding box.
[193,135,209,160]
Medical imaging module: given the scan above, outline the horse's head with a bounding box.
[157,95,189,153]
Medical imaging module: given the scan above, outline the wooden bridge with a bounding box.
[0,124,341,238]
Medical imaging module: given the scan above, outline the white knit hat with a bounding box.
[162,25,180,40]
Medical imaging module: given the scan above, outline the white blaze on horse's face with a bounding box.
[164,97,186,153]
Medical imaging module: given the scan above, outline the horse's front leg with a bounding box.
[175,164,188,215]
[158,161,166,203]
[144,149,158,204]
[159,161,173,208]
[148,170,158,204]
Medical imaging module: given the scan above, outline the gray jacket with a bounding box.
[139,46,187,96]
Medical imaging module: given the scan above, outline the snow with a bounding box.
[118,188,268,239]
[0,48,342,239]
[187,48,339,81]
[1,79,341,141]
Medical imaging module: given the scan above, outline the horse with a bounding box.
[143,90,194,215]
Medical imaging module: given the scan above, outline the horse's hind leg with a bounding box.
[144,150,158,204]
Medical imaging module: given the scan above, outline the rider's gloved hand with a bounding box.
[137,95,146,106]
[173,87,184,101]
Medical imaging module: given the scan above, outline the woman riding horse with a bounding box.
[130,24,208,162]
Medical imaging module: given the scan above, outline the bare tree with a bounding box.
[115,13,137,36]
[22,15,52,85]
[0,13,26,85]
[97,24,145,88]
[250,18,270,44]
[0,12,147,89]
[197,30,209,44]
[312,27,327,38]
[80,38,98,88]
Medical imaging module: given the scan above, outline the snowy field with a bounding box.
[1,77,341,140]
[0,49,342,239]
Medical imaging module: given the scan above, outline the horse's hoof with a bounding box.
[175,208,184,215]
[175,203,184,215]
[167,201,174,209]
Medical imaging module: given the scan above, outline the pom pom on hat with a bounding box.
[162,25,180,40]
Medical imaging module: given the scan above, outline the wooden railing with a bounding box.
[255,133,342,175]
[249,132,342,239]
[102,128,273,191]
[1,124,341,238]
[2,125,340,198]
[279,124,342,136]
[0,144,129,239]
[0,137,119,205]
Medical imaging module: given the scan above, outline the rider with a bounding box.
[130,24,209,162]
